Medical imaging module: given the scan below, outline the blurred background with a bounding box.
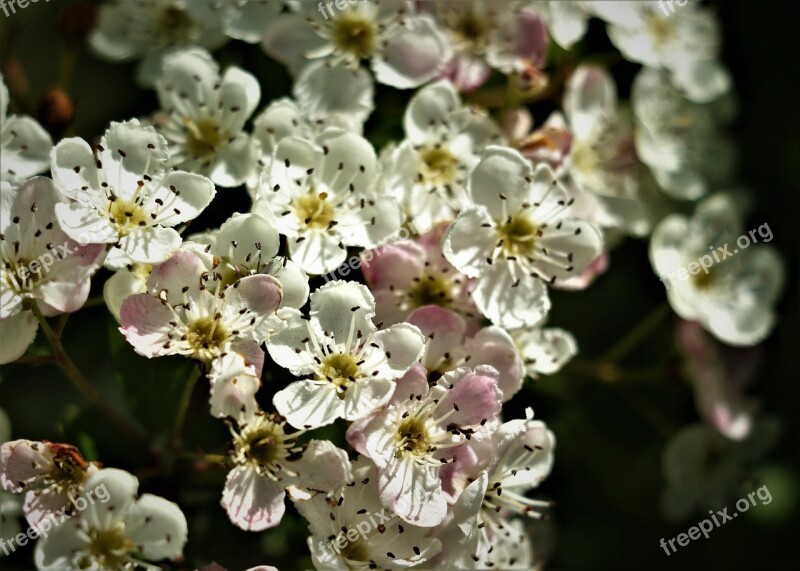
[1,1,798,569]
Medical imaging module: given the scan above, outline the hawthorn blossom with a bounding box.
[0,439,98,529]
[590,0,731,103]
[513,326,578,380]
[103,263,152,323]
[119,248,283,370]
[420,0,550,92]
[443,147,604,328]
[263,0,451,89]
[267,280,425,429]
[407,305,524,401]
[89,0,228,85]
[254,129,402,276]
[361,224,478,326]
[50,119,216,266]
[35,468,188,570]
[348,364,503,527]
[208,352,261,424]
[0,177,105,364]
[382,80,503,232]
[294,458,442,570]
[0,408,23,550]
[153,48,261,187]
[0,74,53,184]
[217,0,286,44]
[223,413,351,532]
[632,68,735,200]
[650,194,785,346]
[534,0,590,50]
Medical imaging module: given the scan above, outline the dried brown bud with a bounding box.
[56,0,98,47]
[37,86,76,139]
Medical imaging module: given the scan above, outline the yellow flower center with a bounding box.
[331,13,378,60]
[187,317,228,361]
[395,417,431,457]
[82,524,133,569]
[294,192,335,231]
[418,145,460,187]
[498,215,539,258]
[157,5,194,44]
[109,200,148,237]
[321,353,360,396]
[184,117,225,159]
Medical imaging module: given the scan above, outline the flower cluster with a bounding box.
[0,1,788,569]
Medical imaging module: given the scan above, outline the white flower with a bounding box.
[208,352,261,424]
[217,0,286,44]
[513,326,578,379]
[119,248,283,368]
[153,48,261,187]
[348,364,503,527]
[535,0,590,49]
[650,194,785,346]
[0,74,53,184]
[0,408,23,553]
[35,468,188,570]
[263,0,451,89]
[267,280,425,429]
[0,177,105,363]
[223,415,351,531]
[50,119,216,265]
[632,68,735,200]
[254,128,402,276]
[294,458,442,570]
[383,80,503,232]
[590,0,731,103]
[89,0,228,85]
[103,263,152,323]
[443,146,604,328]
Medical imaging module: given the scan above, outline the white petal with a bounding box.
[149,171,216,226]
[273,380,343,429]
[403,80,461,143]
[222,466,285,531]
[311,280,376,346]
[442,208,495,278]
[120,226,183,265]
[472,261,550,328]
[125,494,188,560]
[294,61,375,130]
[0,311,38,364]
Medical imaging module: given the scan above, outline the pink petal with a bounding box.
[222,466,286,532]
[438,366,503,426]
[407,305,466,368]
[119,294,176,357]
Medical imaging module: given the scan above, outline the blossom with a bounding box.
[89,0,228,85]
[347,364,503,527]
[119,248,283,369]
[443,146,604,328]
[632,68,735,200]
[649,194,785,346]
[208,352,261,424]
[217,0,285,44]
[535,0,590,50]
[590,0,731,103]
[34,468,188,570]
[420,0,550,92]
[513,326,578,380]
[263,0,451,89]
[153,48,261,187]
[361,224,478,326]
[0,439,98,530]
[103,263,152,323]
[294,458,442,570]
[223,413,351,531]
[50,119,216,265]
[0,408,23,550]
[0,74,53,184]
[267,280,425,429]
[254,128,402,276]
[382,80,503,232]
[0,177,105,364]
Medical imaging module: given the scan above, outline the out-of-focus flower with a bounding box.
[0,177,105,364]
[89,0,228,86]
[0,408,23,554]
[590,0,730,103]
[361,223,478,326]
[443,147,604,328]
[267,281,425,429]
[254,128,401,276]
[632,69,735,201]
[216,0,287,44]
[382,80,503,232]
[35,468,188,570]
[153,48,261,187]
[533,0,590,50]
[421,0,550,92]
[50,119,216,266]
[0,74,53,184]
[513,325,578,379]
[650,194,785,346]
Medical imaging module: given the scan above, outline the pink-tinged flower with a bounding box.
[442,147,604,329]
[119,248,283,370]
[50,119,216,265]
[35,468,188,570]
[422,1,550,92]
[263,1,451,89]
[267,280,425,429]
[435,408,554,568]
[0,177,105,364]
[407,305,524,401]
[1,74,53,184]
[294,458,442,569]
[0,440,98,530]
[508,108,572,170]
[361,224,478,327]
[347,364,503,527]
[676,320,761,441]
[223,413,351,532]
[208,352,261,425]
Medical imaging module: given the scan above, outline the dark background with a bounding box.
[1,1,798,570]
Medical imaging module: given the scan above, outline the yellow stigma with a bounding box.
[498,215,539,258]
[82,523,133,569]
[294,192,335,231]
[157,5,194,44]
[418,146,460,187]
[331,12,378,60]
[395,416,431,457]
[452,9,492,53]
[320,353,360,396]
[187,317,228,361]
[184,117,224,158]
[109,200,147,237]
[235,416,289,469]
